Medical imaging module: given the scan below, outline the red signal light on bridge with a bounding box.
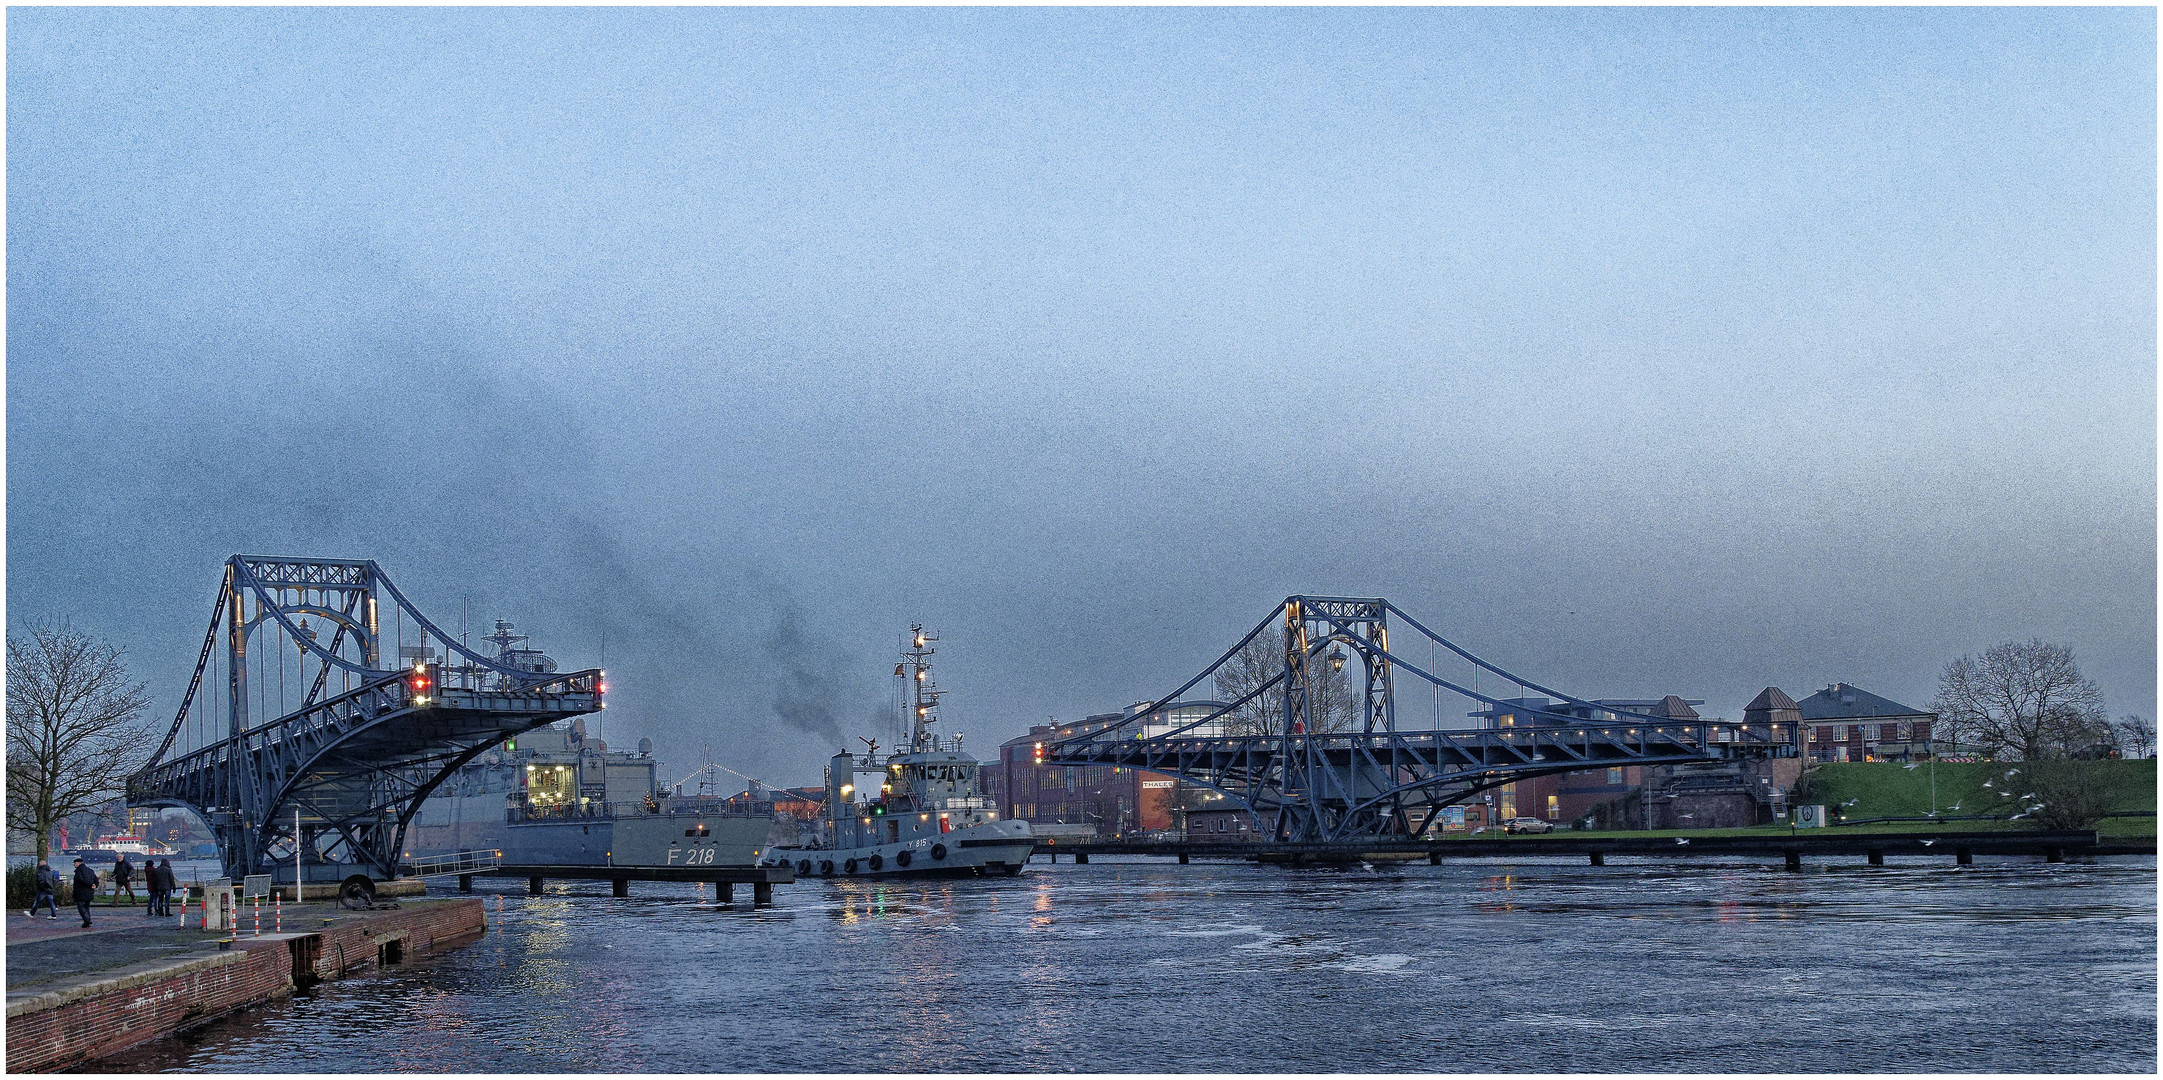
[407,664,433,704]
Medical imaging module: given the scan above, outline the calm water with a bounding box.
[93,855,2155,1073]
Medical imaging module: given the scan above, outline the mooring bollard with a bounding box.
[176,890,187,928]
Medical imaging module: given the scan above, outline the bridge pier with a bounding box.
[611,878,629,898]
[458,874,473,893]
[1177,853,1189,864]
[1955,846,1973,866]
[1783,850,1802,872]
[717,882,734,904]
[753,881,773,905]
[1588,852,1603,866]
[1867,849,1884,866]
[528,876,544,896]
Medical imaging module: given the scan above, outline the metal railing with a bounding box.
[404,849,502,877]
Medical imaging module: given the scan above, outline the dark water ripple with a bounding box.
[87,855,2155,1073]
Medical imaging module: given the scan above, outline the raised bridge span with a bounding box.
[1043,596,1798,843]
[127,556,603,888]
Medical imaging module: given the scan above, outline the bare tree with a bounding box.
[1213,626,1360,737]
[1930,640,2106,761]
[2115,715,2155,759]
[6,624,156,860]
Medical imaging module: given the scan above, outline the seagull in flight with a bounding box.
[1920,839,1938,846]
[1982,780,1994,788]
[1674,837,1690,845]
[2019,793,2034,800]
[2027,802,2046,810]
[1924,810,1939,818]
[2004,768,2019,778]
[2009,811,2030,821]
[1902,763,1920,770]
[1949,802,1961,811]
[1842,798,1860,807]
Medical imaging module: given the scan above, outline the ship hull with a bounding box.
[772,818,1034,879]
[493,813,773,868]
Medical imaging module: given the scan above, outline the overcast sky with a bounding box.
[8,7,2154,786]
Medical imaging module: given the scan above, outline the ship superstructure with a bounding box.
[768,625,1034,878]
[406,619,771,869]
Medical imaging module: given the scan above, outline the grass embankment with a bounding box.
[1799,759,2155,840]
[1441,760,2155,843]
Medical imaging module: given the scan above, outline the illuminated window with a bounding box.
[1606,767,1624,786]
[1546,795,1560,820]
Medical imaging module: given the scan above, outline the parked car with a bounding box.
[1503,817,1555,834]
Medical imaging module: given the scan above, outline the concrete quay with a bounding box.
[5,896,485,1072]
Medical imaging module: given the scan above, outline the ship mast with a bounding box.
[900,624,941,754]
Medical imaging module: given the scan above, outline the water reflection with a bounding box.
[81,857,2154,1074]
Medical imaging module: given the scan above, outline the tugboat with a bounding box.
[767,626,1034,878]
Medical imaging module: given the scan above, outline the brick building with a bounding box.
[1798,683,1935,762]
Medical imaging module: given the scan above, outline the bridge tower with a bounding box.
[129,556,604,888]
[1044,595,1795,845]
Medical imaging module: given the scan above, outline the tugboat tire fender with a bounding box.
[869,854,884,871]
[819,860,835,877]
[797,860,812,876]
[844,859,858,874]
[896,850,913,867]
[931,843,948,861]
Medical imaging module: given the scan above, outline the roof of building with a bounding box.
[1797,683,1931,721]
[1744,686,1800,713]
[1649,695,1700,720]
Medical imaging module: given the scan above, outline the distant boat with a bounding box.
[91,833,175,857]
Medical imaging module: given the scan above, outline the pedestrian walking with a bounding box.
[28,861,60,918]
[71,859,100,928]
[112,855,139,906]
[157,859,178,917]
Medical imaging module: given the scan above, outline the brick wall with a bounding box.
[6,944,292,1073]
[6,899,486,1073]
[296,899,487,982]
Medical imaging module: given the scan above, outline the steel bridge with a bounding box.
[127,556,603,886]
[1044,596,1797,842]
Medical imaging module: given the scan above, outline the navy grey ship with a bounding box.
[408,621,771,869]
[766,626,1034,878]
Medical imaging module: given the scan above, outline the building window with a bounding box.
[1546,795,1560,820]
[1607,767,1624,786]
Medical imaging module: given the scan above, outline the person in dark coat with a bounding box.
[28,861,59,918]
[112,855,138,906]
[143,859,165,917]
[71,859,100,928]
[157,860,177,916]
[158,860,179,916]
